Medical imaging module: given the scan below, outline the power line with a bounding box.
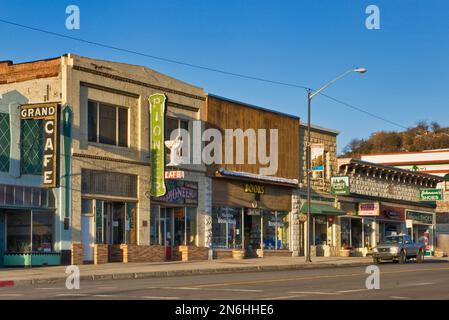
[0,18,407,130]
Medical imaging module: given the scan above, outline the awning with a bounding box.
[300,203,345,216]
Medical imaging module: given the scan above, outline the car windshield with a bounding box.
[383,236,403,244]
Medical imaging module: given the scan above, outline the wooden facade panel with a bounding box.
[206,95,299,180]
[212,179,293,212]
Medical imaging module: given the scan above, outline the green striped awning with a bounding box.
[300,203,345,216]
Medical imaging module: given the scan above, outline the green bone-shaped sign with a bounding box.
[149,93,167,197]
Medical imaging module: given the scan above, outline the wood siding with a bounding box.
[213,179,293,211]
[206,95,299,180]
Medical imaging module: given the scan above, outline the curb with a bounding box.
[8,261,372,288]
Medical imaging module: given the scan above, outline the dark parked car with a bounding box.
[372,234,426,264]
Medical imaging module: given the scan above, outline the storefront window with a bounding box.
[363,219,374,249]
[186,207,197,245]
[6,210,54,253]
[262,211,289,250]
[340,217,351,249]
[150,206,198,246]
[314,215,328,245]
[174,208,185,246]
[32,211,54,252]
[6,211,31,252]
[351,218,363,248]
[212,207,242,249]
[150,206,160,245]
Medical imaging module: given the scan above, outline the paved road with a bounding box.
[1,260,449,300]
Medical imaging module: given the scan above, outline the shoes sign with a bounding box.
[21,103,59,188]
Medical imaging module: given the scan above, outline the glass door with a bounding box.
[160,207,174,260]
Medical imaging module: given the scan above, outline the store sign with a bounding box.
[21,103,59,188]
[151,180,198,206]
[380,205,405,221]
[218,209,237,225]
[331,176,350,195]
[165,170,185,179]
[298,213,308,222]
[244,183,265,194]
[315,215,327,225]
[149,93,167,197]
[419,188,443,201]
[311,144,325,171]
[358,202,380,216]
[247,209,261,216]
[406,210,433,224]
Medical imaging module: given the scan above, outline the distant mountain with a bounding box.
[340,121,449,158]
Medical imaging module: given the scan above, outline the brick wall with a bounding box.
[213,249,233,259]
[177,245,209,261]
[0,58,61,84]
[108,245,124,263]
[71,243,83,265]
[124,244,165,263]
[94,244,109,264]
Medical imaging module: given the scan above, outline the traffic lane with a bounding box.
[0,261,448,300]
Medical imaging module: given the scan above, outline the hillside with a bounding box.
[341,121,449,157]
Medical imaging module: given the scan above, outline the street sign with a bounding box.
[419,188,443,201]
[331,176,350,195]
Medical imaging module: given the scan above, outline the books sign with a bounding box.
[21,103,59,188]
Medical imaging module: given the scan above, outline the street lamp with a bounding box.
[305,67,367,263]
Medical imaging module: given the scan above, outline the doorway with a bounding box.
[244,211,261,257]
[81,215,94,262]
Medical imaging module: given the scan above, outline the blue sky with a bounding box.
[1,0,448,154]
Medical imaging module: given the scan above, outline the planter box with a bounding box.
[340,249,351,257]
[232,249,245,260]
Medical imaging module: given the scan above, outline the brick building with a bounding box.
[0,54,212,266]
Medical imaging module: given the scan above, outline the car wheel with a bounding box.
[416,250,424,263]
[398,250,406,264]
[373,257,380,265]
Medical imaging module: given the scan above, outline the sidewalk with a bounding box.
[4,256,448,287]
[0,256,378,287]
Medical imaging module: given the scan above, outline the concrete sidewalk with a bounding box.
[6,256,447,287]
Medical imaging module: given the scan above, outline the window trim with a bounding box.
[88,100,129,148]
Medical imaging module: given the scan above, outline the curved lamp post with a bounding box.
[305,68,367,263]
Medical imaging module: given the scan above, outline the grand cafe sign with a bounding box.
[21,103,59,188]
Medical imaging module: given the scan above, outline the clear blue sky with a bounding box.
[1,0,448,154]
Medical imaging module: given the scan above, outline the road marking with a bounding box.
[289,291,340,295]
[55,293,88,297]
[0,293,23,297]
[391,296,408,299]
[261,294,306,300]
[96,286,117,290]
[148,286,263,293]
[403,282,434,287]
[36,288,61,290]
[186,266,449,288]
[92,294,119,298]
[141,296,180,300]
[337,288,369,293]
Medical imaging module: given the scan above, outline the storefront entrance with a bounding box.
[244,210,261,257]
[81,199,137,262]
[150,206,197,260]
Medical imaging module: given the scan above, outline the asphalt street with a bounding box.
[1,260,449,300]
